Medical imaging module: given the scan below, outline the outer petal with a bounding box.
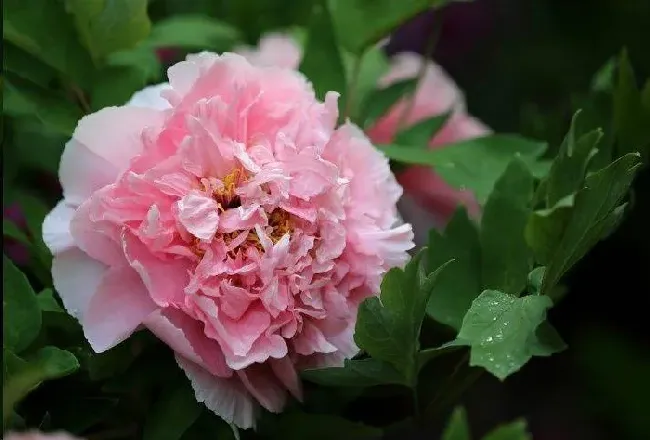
[144,308,231,378]
[127,83,173,110]
[176,356,257,429]
[237,366,287,413]
[82,265,157,352]
[51,248,108,320]
[42,201,76,254]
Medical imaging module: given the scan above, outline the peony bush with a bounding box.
[3,1,649,440]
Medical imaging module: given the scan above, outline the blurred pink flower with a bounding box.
[234,34,490,244]
[42,53,413,428]
[3,431,83,440]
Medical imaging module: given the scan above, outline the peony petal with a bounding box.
[127,83,173,110]
[42,200,76,254]
[59,139,119,205]
[51,248,108,320]
[83,265,157,353]
[269,356,302,400]
[176,191,220,240]
[176,355,257,429]
[73,106,165,170]
[237,365,287,413]
[122,232,190,307]
[144,308,231,377]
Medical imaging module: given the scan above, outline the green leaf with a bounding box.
[613,50,650,159]
[3,0,95,85]
[66,0,151,62]
[481,419,531,440]
[3,347,79,423]
[143,381,202,440]
[3,79,82,136]
[3,43,57,88]
[143,15,240,51]
[418,342,463,371]
[395,111,453,146]
[3,255,42,353]
[106,48,162,82]
[360,79,417,129]
[302,358,407,387]
[299,1,347,102]
[480,160,534,295]
[270,412,382,440]
[591,57,616,92]
[525,195,574,265]
[381,135,548,204]
[541,153,642,294]
[14,191,53,271]
[354,252,452,384]
[341,45,390,120]
[328,0,451,54]
[37,289,63,313]
[544,113,601,207]
[426,208,481,330]
[10,117,68,174]
[455,290,553,380]
[528,322,567,357]
[442,406,471,440]
[90,65,147,110]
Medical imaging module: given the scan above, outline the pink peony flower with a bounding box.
[3,431,83,440]
[233,34,490,245]
[42,53,413,428]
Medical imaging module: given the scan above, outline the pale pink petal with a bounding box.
[176,191,220,240]
[42,201,76,254]
[73,106,165,169]
[127,83,173,110]
[238,366,287,412]
[83,265,157,352]
[269,356,302,400]
[176,356,257,429]
[59,139,119,205]
[144,308,231,377]
[52,248,108,320]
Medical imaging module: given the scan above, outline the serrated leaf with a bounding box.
[299,1,347,104]
[354,251,452,384]
[545,112,601,207]
[541,153,642,294]
[302,357,407,387]
[442,406,471,440]
[525,195,574,265]
[480,159,534,295]
[3,255,42,353]
[142,15,240,51]
[3,347,79,423]
[455,290,553,380]
[427,207,481,330]
[66,0,151,61]
[143,381,202,440]
[3,0,95,85]
[381,135,548,203]
[481,419,531,440]
[270,412,382,440]
[328,0,452,54]
[360,79,417,129]
[395,111,453,146]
